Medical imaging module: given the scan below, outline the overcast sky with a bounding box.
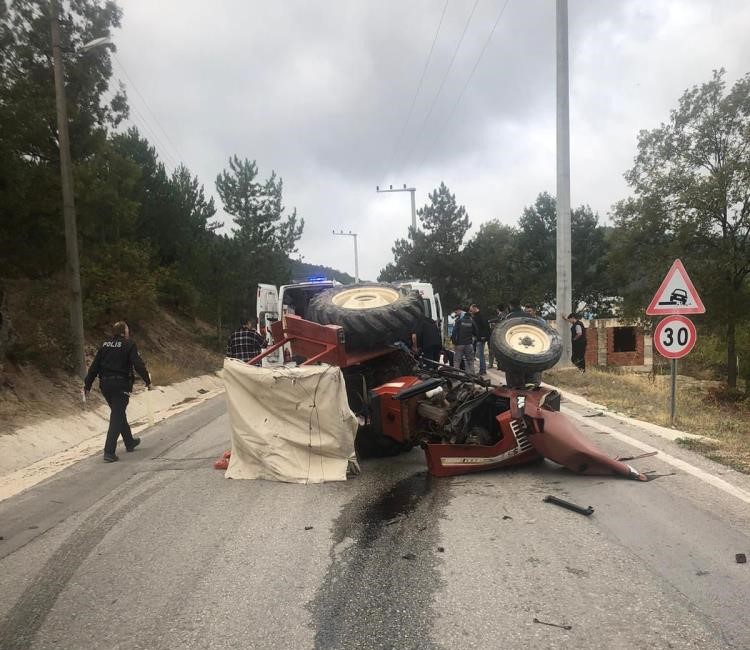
[113,0,750,281]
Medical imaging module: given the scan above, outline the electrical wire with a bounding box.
[113,52,186,165]
[382,0,450,185]
[123,97,180,171]
[417,0,512,171]
[397,0,481,172]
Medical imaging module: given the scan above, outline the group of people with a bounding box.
[413,297,588,378]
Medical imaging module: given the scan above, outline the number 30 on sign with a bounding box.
[653,315,697,359]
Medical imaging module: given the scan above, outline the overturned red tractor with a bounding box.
[251,283,648,481]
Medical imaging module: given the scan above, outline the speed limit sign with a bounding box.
[654,315,697,359]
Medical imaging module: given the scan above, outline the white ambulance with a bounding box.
[256,276,342,365]
[390,280,444,338]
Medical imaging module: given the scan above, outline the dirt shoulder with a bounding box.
[544,367,750,474]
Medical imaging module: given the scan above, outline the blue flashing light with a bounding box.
[306,275,328,283]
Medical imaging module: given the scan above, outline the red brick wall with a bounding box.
[584,327,598,368]
[606,327,644,366]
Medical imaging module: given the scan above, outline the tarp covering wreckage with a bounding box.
[222,359,357,483]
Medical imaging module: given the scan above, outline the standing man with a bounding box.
[226,315,267,364]
[84,321,151,463]
[503,298,525,320]
[412,316,442,362]
[487,304,505,371]
[567,313,587,372]
[469,304,490,375]
[451,306,478,374]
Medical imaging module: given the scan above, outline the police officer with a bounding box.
[84,321,152,462]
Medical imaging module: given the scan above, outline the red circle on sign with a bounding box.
[653,315,697,359]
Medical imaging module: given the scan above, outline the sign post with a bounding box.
[652,314,698,425]
[647,260,705,427]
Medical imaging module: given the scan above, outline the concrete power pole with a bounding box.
[333,230,359,283]
[51,0,86,379]
[376,184,417,232]
[555,0,573,366]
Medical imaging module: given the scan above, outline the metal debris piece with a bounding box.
[736,553,747,564]
[617,451,658,461]
[533,617,572,630]
[502,515,513,520]
[437,547,445,553]
[402,552,417,561]
[543,495,594,516]
[304,526,313,531]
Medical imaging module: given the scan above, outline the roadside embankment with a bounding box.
[0,372,224,502]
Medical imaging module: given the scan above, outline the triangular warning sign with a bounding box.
[646,259,705,315]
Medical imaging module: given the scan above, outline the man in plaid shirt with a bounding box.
[226,316,267,364]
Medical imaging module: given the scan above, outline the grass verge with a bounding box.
[544,367,750,474]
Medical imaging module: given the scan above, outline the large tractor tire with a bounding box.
[490,316,562,373]
[307,283,423,350]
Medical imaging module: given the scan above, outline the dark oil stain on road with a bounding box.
[310,465,453,650]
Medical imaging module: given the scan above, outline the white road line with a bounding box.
[563,406,750,505]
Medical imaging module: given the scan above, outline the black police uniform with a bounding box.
[84,334,151,457]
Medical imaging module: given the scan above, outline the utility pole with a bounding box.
[555,0,573,366]
[51,0,86,379]
[333,230,359,283]
[376,184,417,233]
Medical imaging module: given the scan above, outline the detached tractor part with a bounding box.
[307,283,424,350]
[490,317,563,380]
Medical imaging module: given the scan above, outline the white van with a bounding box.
[391,280,444,338]
[256,277,342,365]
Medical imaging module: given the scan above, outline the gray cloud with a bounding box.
[114,0,750,280]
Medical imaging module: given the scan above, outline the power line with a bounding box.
[124,97,180,171]
[112,52,186,165]
[397,0,481,172]
[417,0,512,170]
[383,0,450,183]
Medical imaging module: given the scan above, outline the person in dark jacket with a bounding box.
[469,304,491,375]
[451,307,478,374]
[503,298,525,320]
[487,304,506,371]
[567,312,587,372]
[412,316,443,362]
[84,321,151,463]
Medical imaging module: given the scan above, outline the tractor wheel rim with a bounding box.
[505,323,552,355]
[331,286,401,310]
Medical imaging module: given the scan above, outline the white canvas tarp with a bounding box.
[222,359,357,483]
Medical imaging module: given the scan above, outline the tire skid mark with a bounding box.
[310,470,452,650]
[0,474,169,650]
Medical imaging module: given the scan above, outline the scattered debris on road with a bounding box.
[502,515,512,520]
[736,553,747,564]
[402,552,417,561]
[304,526,314,531]
[437,547,445,553]
[543,495,594,516]
[618,451,659,461]
[583,411,605,417]
[533,617,572,631]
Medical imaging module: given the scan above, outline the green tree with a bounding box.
[215,156,304,313]
[0,0,126,276]
[379,182,471,312]
[461,220,521,311]
[516,192,612,314]
[609,69,750,387]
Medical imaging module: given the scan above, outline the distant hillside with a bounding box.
[290,260,356,284]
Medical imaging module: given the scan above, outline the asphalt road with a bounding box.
[1,392,749,649]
